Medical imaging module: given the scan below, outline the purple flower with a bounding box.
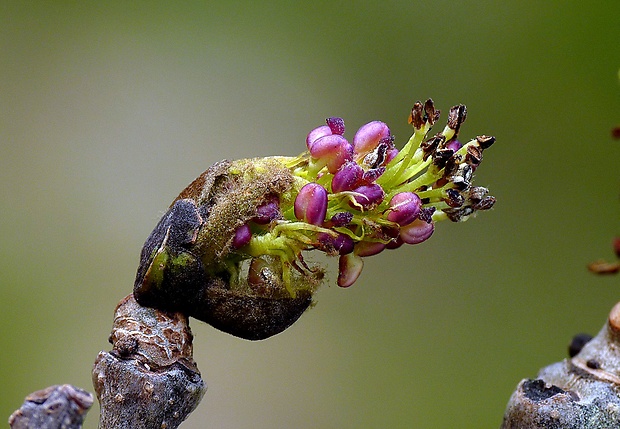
[306,125,332,151]
[309,134,353,174]
[399,218,434,244]
[326,117,345,135]
[331,161,363,193]
[350,183,384,210]
[385,147,399,164]
[338,253,364,288]
[319,233,354,255]
[253,196,281,224]
[387,192,421,226]
[232,223,252,248]
[294,183,328,226]
[353,121,390,155]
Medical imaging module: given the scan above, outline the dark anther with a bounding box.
[586,359,601,369]
[442,154,462,178]
[433,148,455,169]
[445,189,464,208]
[409,102,425,129]
[465,145,483,167]
[423,99,440,126]
[472,196,496,211]
[476,135,496,149]
[418,207,436,223]
[421,134,445,160]
[447,105,467,135]
[467,186,488,203]
[568,333,593,357]
[444,206,474,222]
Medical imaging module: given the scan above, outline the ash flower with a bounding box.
[134,99,497,339]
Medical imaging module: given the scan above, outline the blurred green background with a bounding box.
[1,1,619,428]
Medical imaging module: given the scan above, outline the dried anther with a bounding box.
[134,100,496,339]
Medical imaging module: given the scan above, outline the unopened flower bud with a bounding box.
[306,125,332,150]
[446,139,462,153]
[332,161,363,193]
[309,134,353,174]
[232,223,252,248]
[353,121,390,155]
[387,192,421,226]
[319,233,354,255]
[400,218,434,244]
[253,196,281,224]
[294,183,328,225]
[350,183,384,210]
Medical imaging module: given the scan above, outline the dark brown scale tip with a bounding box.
[477,135,495,149]
[612,126,620,139]
[447,105,467,134]
[568,333,593,358]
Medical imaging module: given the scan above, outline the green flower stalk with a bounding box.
[133,99,496,340]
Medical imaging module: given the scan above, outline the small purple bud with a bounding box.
[232,223,252,248]
[310,134,353,174]
[385,147,399,164]
[253,196,281,224]
[387,192,422,226]
[331,161,363,193]
[399,218,434,245]
[306,125,332,151]
[318,233,354,255]
[354,241,386,257]
[446,139,462,153]
[350,183,384,210]
[338,253,364,288]
[330,212,353,227]
[294,183,328,226]
[326,117,345,135]
[353,121,390,155]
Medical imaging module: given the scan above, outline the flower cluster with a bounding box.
[231,99,495,295]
